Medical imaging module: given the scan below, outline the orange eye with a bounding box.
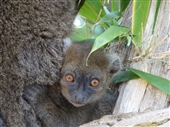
[65,74,74,82]
[90,79,99,87]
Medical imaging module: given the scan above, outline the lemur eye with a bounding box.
[65,74,74,82]
[90,79,99,87]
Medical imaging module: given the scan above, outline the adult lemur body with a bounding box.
[0,0,85,126]
[23,42,120,127]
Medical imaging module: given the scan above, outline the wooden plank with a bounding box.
[80,108,170,127]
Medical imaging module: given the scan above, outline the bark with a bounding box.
[82,0,170,126]
[113,0,170,114]
[80,107,170,127]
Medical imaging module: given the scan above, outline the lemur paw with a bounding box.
[22,84,47,105]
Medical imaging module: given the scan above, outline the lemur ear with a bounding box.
[106,53,122,77]
[63,38,72,53]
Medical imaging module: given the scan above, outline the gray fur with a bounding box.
[0,0,85,126]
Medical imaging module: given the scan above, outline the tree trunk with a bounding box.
[81,1,170,126]
[114,0,170,114]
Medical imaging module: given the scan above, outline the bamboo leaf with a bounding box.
[127,35,132,46]
[103,5,110,14]
[70,27,88,42]
[132,0,151,45]
[152,0,161,34]
[79,0,105,23]
[129,68,170,95]
[97,11,123,24]
[112,71,139,84]
[120,0,131,12]
[79,2,99,23]
[111,0,118,11]
[89,26,130,55]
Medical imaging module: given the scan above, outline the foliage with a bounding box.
[112,71,140,84]
[70,0,170,95]
[128,68,170,95]
[71,0,161,48]
[132,0,150,45]
[112,68,170,95]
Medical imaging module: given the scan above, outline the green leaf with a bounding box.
[112,71,139,84]
[132,0,151,45]
[120,0,131,12]
[79,0,106,23]
[78,39,95,43]
[70,27,88,42]
[127,35,132,46]
[89,26,130,55]
[91,25,104,38]
[97,11,123,24]
[111,0,118,11]
[152,0,161,34]
[70,23,90,42]
[103,5,110,14]
[136,41,145,47]
[128,68,170,95]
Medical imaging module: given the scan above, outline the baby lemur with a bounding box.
[23,42,120,127]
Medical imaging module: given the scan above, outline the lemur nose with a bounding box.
[74,95,85,104]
